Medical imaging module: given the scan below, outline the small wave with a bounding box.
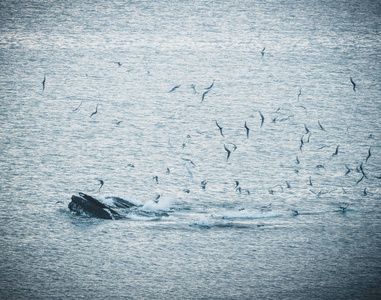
[211,209,280,220]
[191,215,215,228]
[126,214,162,221]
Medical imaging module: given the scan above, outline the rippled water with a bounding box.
[1,0,380,299]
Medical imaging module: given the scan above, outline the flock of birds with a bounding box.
[42,50,378,217]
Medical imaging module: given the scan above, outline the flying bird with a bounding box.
[169,85,181,93]
[205,80,214,90]
[98,179,104,191]
[299,136,304,152]
[201,90,210,102]
[201,180,208,190]
[42,75,46,91]
[90,104,99,118]
[339,203,349,212]
[244,121,250,139]
[154,194,161,203]
[365,147,371,163]
[332,145,339,156]
[224,144,231,161]
[259,111,265,127]
[304,124,310,134]
[350,77,356,91]
[318,120,326,131]
[297,88,302,101]
[260,47,265,57]
[215,120,224,137]
[72,101,83,112]
[345,165,351,175]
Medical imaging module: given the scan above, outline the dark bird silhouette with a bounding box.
[153,176,159,184]
[339,203,349,212]
[261,47,265,57]
[304,124,310,134]
[201,180,208,190]
[244,121,250,139]
[350,77,356,91]
[224,144,231,161]
[205,80,214,90]
[297,88,302,101]
[358,163,368,179]
[169,85,181,93]
[315,165,326,170]
[295,156,300,164]
[345,165,351,175]
[154,194,161,203]
[90,104,99,118]
[332,145,339,156]
[166,167,170,174]
[299,136,304,152]
[318,120,326,131]
[98,179,104,192]
[72,101,83,112]
[42,75,46,91]
[365,147,371,163]
[201,90,210,102]
[114,62,122,67]
[308,176,313,186]
[306,132,311,143]
[190,84,197,93]
[286,181,291,188]
[215,120,224,137]
[259,111,265,127]
[363,188,367,196]
[116,121,123,125]
[356,174,365,185]
[235,181,240,188]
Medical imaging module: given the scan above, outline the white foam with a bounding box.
[142,198,171,212]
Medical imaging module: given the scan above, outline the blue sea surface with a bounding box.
[0,0,380,299]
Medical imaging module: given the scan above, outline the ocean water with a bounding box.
[0,0,380,299]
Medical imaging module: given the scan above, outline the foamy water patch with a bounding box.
[142,197,172,212]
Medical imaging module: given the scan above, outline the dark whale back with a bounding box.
[69,194,114,219]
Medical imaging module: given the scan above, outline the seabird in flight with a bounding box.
[90,104,99,118]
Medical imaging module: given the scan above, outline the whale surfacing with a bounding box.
[69,193,138,219]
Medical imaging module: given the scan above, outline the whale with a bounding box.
[69,192,138,219]
[68,192,169,219]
